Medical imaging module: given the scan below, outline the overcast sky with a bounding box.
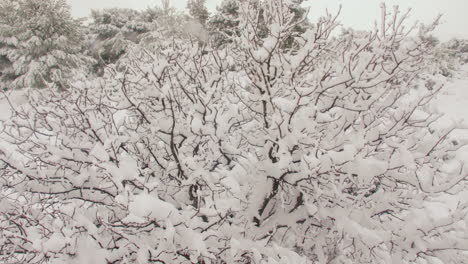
[67,0,468,41]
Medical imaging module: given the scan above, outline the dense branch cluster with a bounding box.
[0,0,467,263]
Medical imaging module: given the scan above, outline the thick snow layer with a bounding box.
[128,193,181,222]
[433,66,468,162]
[0,89,28,121]
[424,64,468,219]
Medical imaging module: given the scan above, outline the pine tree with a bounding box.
[208,0,310,49]
[89,8,148,67]
[0,0,87,89]
[208,0,241,47]
[187,0,210,25]
[282,0,311,50]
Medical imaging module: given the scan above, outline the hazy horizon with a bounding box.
[67,0,468,41]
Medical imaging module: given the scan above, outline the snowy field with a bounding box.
[422,64,468,230]
[435,64,468,144]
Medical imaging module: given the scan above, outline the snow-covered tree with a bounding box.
[88,7,151,73]
[88,4,197,70]
[0,1,467,263]
[208,0,241,47]
[208,0,310,50]
[0,0,88,90]
[187,0,210,25]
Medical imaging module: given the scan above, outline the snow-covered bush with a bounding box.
[0,1,467,263]
[423,38,468,79]
[446,38,468,64]
[0,0,89,90]
[424,39,459,78]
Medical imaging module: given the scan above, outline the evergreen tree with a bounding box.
[282,0,311,50]
[89,8,148,68]
[88,4,190,68]
[208,0,241,47]
[187,0,210,25]
[208,0,310,49]
[0,0,87,89]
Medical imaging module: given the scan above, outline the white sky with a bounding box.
[67,0,468,41]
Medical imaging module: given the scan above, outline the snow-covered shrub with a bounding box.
[423,38,468,79]
[446,38,468,64]
[0,1,467,263]
[426,42,459,78]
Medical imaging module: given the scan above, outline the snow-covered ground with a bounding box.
[423,64,468,225]
[434,64,468,161]
[0,89,28,121]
